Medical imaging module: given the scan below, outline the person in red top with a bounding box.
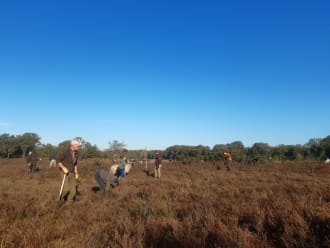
[57,139,81,203]
[223,152,232,171]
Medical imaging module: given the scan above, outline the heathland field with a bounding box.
[0,159,329,248]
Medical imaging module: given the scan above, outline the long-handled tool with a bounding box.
[58,174,67,201]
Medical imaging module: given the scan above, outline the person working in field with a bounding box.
[57,139,81,203]
[95,168,119,192]
[154,151,162,179]
[117,156,126,178]
[26,151,38,173]
[224,152,232,171]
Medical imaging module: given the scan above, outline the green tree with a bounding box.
[17,132,41,158]
[164,145,210,163]
[304,138,322,160]
[36,143,57,159]
[320,135,330,158]
[249,142,271,162]
[271,144,286,162]
[284,145,297,160]
[212,144,227,161]
[0,134,19,158]
[227,141,245,162]
[108,140,126,151]
[80,142,101,159]
[106,140,127,160]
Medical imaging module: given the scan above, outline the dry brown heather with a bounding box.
[0,159,329,248]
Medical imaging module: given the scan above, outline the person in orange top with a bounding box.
[223,152,232,171]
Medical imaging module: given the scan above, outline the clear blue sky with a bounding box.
[1,0,329,150]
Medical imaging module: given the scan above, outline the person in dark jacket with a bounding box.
[57,139,81,203]
[26,151,38,173]
[95,169,119,192]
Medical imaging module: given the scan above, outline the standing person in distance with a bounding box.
[49,154,56,168]
[26,151,38,173]
[154,151,162,179]
[223,152,232,171]
[57,139,81,203]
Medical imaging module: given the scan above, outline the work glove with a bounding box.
[62,166,69,174]
[75,173,81,183]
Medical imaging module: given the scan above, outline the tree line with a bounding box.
[1,132,329,163]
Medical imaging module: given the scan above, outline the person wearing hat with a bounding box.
[223,152,232,171]
[57,139,81,203]
[154,151,162,179]
[26,151,38,173]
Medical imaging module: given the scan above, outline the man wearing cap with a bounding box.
[57,139,81,203]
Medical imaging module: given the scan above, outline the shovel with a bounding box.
[58,174,67,201]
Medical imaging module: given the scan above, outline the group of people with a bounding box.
[27,139,232,204]
[40,139,163,204]
[26,151,56,172]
